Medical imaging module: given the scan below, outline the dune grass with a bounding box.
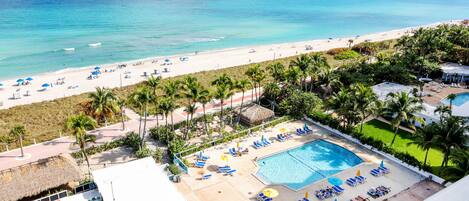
[360,119,446,174]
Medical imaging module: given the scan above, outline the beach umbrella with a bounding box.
[356,170,361,177]
[94,66,101,70]
[380,160,384,168]
[25,77,33,81]
[91,71,100,75]
[41,83,50,88]
[0,83,3,87]
[305,192,309,199]
[220,154,229,165]
[16,79,24,83]
[262,188,279,198]
[236,142,240,148]
[279,128,287,133]
[328,177,343,186]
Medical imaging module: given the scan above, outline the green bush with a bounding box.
[149,126,175,145]
[168,164,181,175]
[123,132,141,151]
[327,47,350,55]
[352,42,378,55]
[153,148,164,162]
[278,90,323,118]
[135,146,152,158]
[334,50,361,60]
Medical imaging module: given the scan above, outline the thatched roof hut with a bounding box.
[0,154,82,201]
[238,104,275,125]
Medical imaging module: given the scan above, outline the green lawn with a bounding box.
[360,119,445,173]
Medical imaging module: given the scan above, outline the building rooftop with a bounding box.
[441,62,469,75]
[425,175,469,201]
[371,82,415,101]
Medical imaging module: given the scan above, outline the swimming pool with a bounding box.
[256,140,362,190]
[442,93,469,107]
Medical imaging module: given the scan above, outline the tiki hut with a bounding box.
[0,154,82,201]
[238,104,275,125]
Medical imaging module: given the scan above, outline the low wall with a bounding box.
[304,117,446,185]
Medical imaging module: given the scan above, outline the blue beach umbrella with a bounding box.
[25,77,33,81]
[380,160,384,168]
[16,79,24,83]
[91,71,100,75]
[328,177,343,186]
[94,66,101,70]
[41,83,50,88]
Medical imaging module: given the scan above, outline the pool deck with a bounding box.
[174,120,425,201]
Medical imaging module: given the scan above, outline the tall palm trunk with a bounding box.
[185,112,190,139]
[254,85,257,103]
[230,96,234,125]
[423,148,429,167]
[103,116,108,127]
[141,104,148,148]
[220,99,224,133]
[138,108,143,135]
[170,111,174,131]
[120,108,125,131]
[81,139,92,177]
[165,113,169,127]
[19,136,24,157]
[390,126,399,146]
[237,91,245,125]
[202,104,210,138]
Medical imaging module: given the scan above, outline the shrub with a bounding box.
[327,47,350,55]
[135,146,152,158]
[153,148,164,162]
[278,90,323,118]
[334,50,361,60]
[168,138,186,157]
[150,126,175,145]
[168,164,181,175]
[123,132,141,151]
[352,42,378,55]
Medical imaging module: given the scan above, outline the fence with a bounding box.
[173,116,293,172]
[304,117,446,185]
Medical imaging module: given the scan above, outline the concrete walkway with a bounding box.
[0,90,260,171]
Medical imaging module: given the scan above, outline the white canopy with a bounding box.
[92,157,186,201]
[441,63,469,75]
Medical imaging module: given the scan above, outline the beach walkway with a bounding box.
[0,91,258,171]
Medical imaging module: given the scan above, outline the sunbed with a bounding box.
[229,148,238,156]
[296,128,306,135]
[378,166,390,174]
[225,169,237,176]
[333,185,345,194]
[194,161,206,168]
[370,169,381,177]
[253,141,263,149]
[304,125,313,133]
[355,175,366,183]
[346,178,358,186]
[261,138,271,146]
[277,134,286,142]
[217,166,231,173]
[201,174,212,180]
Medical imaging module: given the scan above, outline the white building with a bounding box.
[441,62,469,83]
[425,175,469,201]
[62,157,186,201]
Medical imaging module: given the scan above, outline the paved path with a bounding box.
[0,90,260,171]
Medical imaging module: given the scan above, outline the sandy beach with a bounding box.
[0,20,460,110]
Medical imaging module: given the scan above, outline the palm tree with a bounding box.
[267,62,286,83]
[290,54,311,90]
[117,98,126,131]
[162,80,180,129]
[253,70,266,103]
[328,88,359,129]
[88,87,119,126]
[129,87,153,147]
[235,79,250,125]
[442,148,469,183]
[211,73,232,87]
[66,114,97,176]
[145,76,161,96]
[183,104,198,139]
[286,66,302,87]
[447,93,457,115]
[212,84,230,131]
[245,65,261,102]
[196,88,212,137]
[409,123,439,167]
[318,67,341,97]
[383,92,424,146]
[308,53,329,92]
[351,83,379,133]
[348,39,354,48]
[181,76,203,131]
[434,105,451,122]
[158,97,172,127]
[435,116,469,169]
[9,125,26,157]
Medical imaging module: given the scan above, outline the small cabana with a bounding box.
[0,154,82,201]
[441,62,469,83]
[237,104,275,125]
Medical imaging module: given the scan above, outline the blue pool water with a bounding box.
[1,0,468,79]
[256,140,362,190]
[442,93,469,107]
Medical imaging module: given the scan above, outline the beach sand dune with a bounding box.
[0,20,460,110]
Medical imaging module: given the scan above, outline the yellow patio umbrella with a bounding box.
[356,169,361,177]
[263,188,279,198]
[305,191,309,199]
[237,142,240,148]
[220,154,229,162]
[279,128,287,133]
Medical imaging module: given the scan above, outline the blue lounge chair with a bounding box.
[332,185,344,194]
[379,166,390,174]
[370,169,381,177]
[277,134,285,142]
[201,174,212,180]
[346,178,358,186]
[355,175,366,183]
[197,152,209,161]
[296,128,305,135]
[304,126,313,133]
[194,161,205,168]
[229,148,238,156]
[225,169,237,176]
[261,138,271,146]
[253,141,263,149]
[299,198,310,201]
[217,166,231,173]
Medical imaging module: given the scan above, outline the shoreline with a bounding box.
[0,20,462,110]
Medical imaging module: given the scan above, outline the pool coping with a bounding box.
[250,138,366,192]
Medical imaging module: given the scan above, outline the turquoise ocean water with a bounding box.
[0,0,468,79]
